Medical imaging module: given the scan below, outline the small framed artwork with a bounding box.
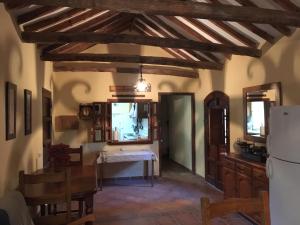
[24,89,32,135]
[5,82,17,140]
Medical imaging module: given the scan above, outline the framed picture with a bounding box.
[24,89,32,135]
[5,82,17,140]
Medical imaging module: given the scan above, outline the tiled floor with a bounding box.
[93,161,252,225]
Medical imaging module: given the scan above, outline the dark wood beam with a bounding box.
[4,0,300,26]
[41,53,224,70]
[17,6,61,24]
[53,62,199,78]
[22,32,261,57]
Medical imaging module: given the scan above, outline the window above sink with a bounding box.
[108,100,153,145]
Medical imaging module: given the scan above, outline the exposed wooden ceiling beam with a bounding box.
[4,0,300,26]
[21,31,261,57]
[41,53,224,70]
[53,62,199,78]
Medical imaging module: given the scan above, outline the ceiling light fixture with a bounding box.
[135,65,151,92]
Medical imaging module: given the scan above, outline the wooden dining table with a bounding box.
[22,165,97,215]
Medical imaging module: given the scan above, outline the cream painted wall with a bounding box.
[169,95,192,170]
[53,28,300,179]
[0,4,53,196]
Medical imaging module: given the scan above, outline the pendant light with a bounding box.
[134,65,151,92]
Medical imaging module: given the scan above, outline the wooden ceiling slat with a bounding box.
[17,6,61,24]
[134,20,197,61]
[41,52,224,70]
[53,14,135,53]
[208,20,258,48]
[42,12,122,53]
[41,9,105,32]
[209,0,276,43]
[21,31,262,57]
[136,16,208,62]
[148,15,221,63]
[272,0,300,12]
[234,0,292,36]
[53,62,200,78]
[184,18,236,46]
[4,0,300,26]
[134,25,192,60]
[23,8,87,32]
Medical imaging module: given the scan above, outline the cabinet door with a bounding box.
[236,172,252,198]
[253,179,269,197]
[223,167,236,198]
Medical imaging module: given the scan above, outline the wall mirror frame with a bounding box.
[107,99,153,145]
[243,82,282,143]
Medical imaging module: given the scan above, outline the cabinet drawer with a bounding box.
[253,168,267,182]
[223,158,235,170]
[236,162,251,176]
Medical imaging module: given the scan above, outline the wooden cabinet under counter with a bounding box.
[222,153,269,224]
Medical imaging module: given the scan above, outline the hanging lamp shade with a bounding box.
[134,65,151,92]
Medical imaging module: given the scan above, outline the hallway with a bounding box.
[94,163,252,225]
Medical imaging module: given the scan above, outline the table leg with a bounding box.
[85,195,94,225]
[151,159,154,187]
[100,163,104,191]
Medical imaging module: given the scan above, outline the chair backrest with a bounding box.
[68,145,83,166]
[19,168,72,223]
[201,191,270,225]
[48,144,83,167]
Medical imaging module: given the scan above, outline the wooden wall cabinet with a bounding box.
[223,153,269,223]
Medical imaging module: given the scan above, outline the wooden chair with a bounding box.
[201,191,270,225]
[19,168,73,225]
[68,146,83,167]
[48,144,83,167]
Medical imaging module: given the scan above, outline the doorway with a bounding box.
[204,91,230,190]
[42,88,52,167]
[158,93,195,175]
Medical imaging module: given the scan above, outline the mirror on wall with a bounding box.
[110,101,151,144]
[243,82,282,143]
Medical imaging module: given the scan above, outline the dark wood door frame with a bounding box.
[42,88,52,167]
[204,91,230,189]
[158,92,196,175]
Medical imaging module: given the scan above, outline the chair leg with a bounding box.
[78,201,84,217]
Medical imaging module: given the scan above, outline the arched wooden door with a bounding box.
[204,91,230,190]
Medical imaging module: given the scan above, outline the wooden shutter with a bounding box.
[151,102,159,141]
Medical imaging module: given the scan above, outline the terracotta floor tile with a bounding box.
[92,160,251,225]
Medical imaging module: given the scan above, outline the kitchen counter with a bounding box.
[223,152,266,169]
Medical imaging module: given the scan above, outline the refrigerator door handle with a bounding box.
[266,157,273,178]
[266,135,271,154]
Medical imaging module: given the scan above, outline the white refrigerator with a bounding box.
[267,106,300,225]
